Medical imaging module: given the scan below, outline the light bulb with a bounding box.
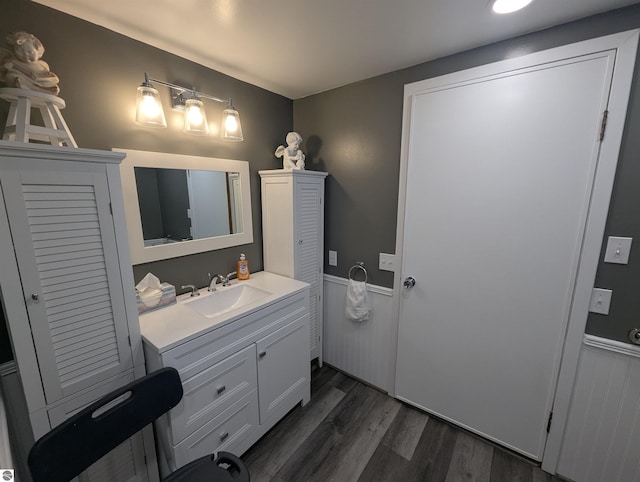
[221,107,243,141]
[225,113,238,133]
[184,98,209,135]
[141,95,161,118]
[135,84,167,127]
[187,104,204,126]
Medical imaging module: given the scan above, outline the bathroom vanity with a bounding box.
[139,271,310,473]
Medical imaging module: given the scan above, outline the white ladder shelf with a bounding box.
[0,87,77,147]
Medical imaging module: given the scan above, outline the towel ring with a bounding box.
[348,262,368,283]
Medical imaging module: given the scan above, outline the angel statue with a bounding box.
[0,31,60,94]
[275,131,305,170]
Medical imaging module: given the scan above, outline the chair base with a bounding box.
[163,451,250,482]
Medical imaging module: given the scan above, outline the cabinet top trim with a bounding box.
[0,141,125,164]
[259,169,328,179]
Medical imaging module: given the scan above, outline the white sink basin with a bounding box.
[184,284,271,318]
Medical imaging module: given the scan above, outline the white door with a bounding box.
[395,47,618,460]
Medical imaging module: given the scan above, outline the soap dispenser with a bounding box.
[237,253,250,280]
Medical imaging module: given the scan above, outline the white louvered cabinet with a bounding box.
[260,169,328,364]
[0,142,157,481]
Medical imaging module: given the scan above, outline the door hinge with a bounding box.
[128,335,131,347]
[599,110,609,141]
[109,202,113,215]
[546,411,553,433]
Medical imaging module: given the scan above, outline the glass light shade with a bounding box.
[184,98,210,135]
[221,107,243,141]
[135,85,167,127]
[492,0,533,14]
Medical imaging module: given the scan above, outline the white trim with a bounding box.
[0,140,124,164]
[116,148,254,264]
[544,29,639,474]
[323,273,393,297]
[583,334,640,358]
[392,29,640,474]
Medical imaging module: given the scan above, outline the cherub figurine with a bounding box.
[275,131,305,170]
[0,32,60,94]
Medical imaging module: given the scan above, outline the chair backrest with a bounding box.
[28,367,183,482]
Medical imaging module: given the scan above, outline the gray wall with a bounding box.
[0,0,292,285]
[2,1,639,346]
[294,4,640,343]
[0,0,293,360]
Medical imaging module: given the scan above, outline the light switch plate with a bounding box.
[604,236,632,264]
[589,288,612,315]
[379,253,396,272]
[328,250,338,266]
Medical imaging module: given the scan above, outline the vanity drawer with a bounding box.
[170,344,257,443]
[163,292,308,380]
[173,390,259,469]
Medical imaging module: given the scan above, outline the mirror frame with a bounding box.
[116,148,253,264]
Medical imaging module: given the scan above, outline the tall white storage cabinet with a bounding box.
[0,141,157,481]
[260,169,328,364]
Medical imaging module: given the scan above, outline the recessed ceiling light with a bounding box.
[492,0,533,14]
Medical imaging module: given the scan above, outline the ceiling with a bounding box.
[34,0,640,99]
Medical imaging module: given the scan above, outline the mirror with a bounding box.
[117,149,253,264]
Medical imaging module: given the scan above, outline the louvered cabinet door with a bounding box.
[260,169,327,364]
[1,166,133,404]
[294,181,323,360]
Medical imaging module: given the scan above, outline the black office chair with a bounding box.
[28,367,250,482]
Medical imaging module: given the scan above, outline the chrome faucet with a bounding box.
[207,273,220,292]
[225,271,237,286]
[212,272,236,288]
[181,284,199,297]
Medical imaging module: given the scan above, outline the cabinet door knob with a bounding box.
[298,240,303,245]
[259,351,266,358]
[216,385,226,395]
[219,431,229,442]
[31,293,40,303]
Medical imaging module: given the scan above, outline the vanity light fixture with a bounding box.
[491,0,533,14]
[135,73,243,141]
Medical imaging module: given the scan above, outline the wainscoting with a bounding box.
[322,275,395,393]
[557,335,640,482]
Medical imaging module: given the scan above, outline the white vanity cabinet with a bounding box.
[140,272,311,474]
[260,169,328,365]
[0,142,156,481]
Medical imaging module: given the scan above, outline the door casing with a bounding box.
[389,29,639,473]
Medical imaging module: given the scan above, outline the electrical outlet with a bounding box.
[379,253,396,272]
[604,236,632,264]
[328,250,338,266]
[589,288,612,315]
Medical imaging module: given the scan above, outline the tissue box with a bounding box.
[136,282,176,315]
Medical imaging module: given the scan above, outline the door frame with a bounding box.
[389,29,639,473]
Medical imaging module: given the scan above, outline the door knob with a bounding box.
[629,328,640,346]
[403,277,416,288]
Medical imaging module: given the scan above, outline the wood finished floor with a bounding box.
[243,365,564,482]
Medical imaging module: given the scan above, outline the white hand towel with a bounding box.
[345,279,371,322]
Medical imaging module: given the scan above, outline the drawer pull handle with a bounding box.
[259,351,266,358]
[216,385,226,395]
[220,431,229,442]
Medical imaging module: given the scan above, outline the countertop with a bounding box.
[139,271,309,354]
